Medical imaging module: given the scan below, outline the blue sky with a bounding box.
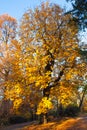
[0,0,72,21]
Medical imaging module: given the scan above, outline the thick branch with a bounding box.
[43,67,65,97]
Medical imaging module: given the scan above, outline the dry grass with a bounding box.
[20,118,87,130]
[1,115,87,130]
[20,117,81,130]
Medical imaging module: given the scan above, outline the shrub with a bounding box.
[9,115,27,124]
[64,105,79,117]
[0,118,9,126]
[58,105,65,117]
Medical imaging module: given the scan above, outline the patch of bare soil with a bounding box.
[0,121,37,130]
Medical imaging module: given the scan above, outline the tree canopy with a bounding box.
[0,2,87,124]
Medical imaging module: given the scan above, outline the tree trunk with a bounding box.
[43,113,48,124]
[56,98,59,117]
[79,88,86,111]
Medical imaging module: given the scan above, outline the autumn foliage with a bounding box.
[0,2,87,125]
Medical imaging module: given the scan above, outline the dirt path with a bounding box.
[1,116,87,130]
[0,121,36,130]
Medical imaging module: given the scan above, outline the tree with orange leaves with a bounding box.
[19,2,81,123]
[1,2,86,124]
[0,14,17,117]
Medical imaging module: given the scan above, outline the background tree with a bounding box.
[66,0,87,111]
[0,14,17,118]
[66,0,87,29]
